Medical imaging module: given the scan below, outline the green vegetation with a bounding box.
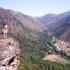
[9,23,70,70]
[10,29,70,70]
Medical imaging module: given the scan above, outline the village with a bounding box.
[54,39,70,57]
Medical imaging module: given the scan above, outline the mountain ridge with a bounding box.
[0,7,46,34]
[35,11,70,42]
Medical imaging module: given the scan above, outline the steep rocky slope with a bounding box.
[0,38,20,70]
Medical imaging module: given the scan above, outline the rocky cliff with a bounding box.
[0,38,20,70]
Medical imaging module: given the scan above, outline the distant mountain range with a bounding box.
[35,12,70,42]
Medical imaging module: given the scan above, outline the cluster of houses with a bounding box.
[53,40,70,57]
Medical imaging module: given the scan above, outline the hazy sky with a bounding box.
[0,0,70,16]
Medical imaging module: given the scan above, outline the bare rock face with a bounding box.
[0,38,20,70]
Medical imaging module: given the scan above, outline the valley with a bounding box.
[0,7,70,70]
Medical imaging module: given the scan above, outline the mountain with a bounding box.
[0,7,46,34]
[0,7,70,70]
[35,12,70,42]
[34,14,57,26]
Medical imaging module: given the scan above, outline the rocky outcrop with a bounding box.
[0,38,20,70]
